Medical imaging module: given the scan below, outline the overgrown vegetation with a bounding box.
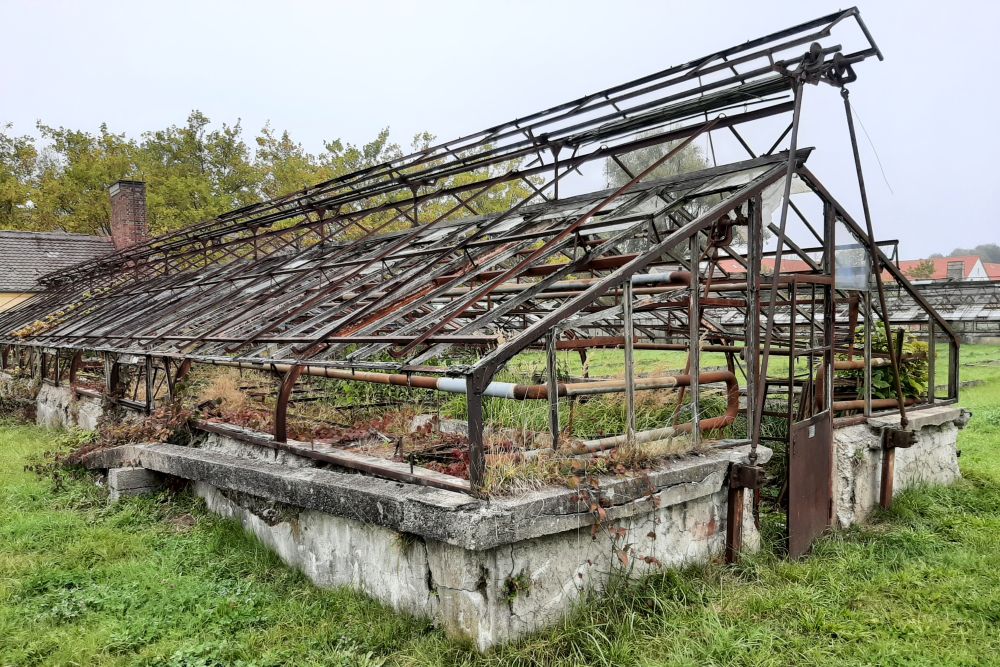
[0,345,998,665]
[166,354,742,492]
[839,326,929,399]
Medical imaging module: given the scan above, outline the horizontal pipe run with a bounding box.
[578,371,740,453]
[816,354,926,410]
[832,397,916,412]
[206,359,737,404]
[553,337,743,354]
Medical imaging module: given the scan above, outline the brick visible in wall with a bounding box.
[109,180,149,250]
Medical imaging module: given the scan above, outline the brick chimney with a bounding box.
[109,180,149,250]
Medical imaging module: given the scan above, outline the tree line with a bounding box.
[0,112,530,238]
[929,244,1000,263]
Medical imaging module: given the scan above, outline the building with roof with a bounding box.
[894,255,991,283]
[0,180,148,312]
[0,231,113,311]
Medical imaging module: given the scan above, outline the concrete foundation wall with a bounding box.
[34,384,103,431]
[193,461,757,649]
[833,405,966,528]
[81,429,766,650]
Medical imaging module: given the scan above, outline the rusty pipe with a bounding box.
[206,359,737,403]
[577,370,740,453]
[833,397,916,412]
[815,354,924,411]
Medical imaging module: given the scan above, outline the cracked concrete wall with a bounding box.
[424,483,756,649]
[190,458,755,650]
[196,482,438,618]
[833,408,963,528]
[34,384,103,431]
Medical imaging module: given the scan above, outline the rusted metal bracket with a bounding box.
[726,463,764,563]
[883,428,916,450]
[273,365,303,444]
[879,427,916,509]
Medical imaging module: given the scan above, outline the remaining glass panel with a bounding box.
[834,220,871,291]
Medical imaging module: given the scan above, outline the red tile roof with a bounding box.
[892,256,981,281]
[716,258,815,275]
[716,255,998,283]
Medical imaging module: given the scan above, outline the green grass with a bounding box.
[2,345,1000,666]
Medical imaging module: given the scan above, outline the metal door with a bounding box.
[787,410,833,558]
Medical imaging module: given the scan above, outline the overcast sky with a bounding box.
[1,0,996,258]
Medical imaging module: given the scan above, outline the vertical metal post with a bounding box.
[144,355,155,414]
[948,340,959,401]
[745,197,762,462]
[879,450,895,508]
[787,280,798,428]
[103,355,113,398]
[927,320,936,404]
[822,203,836,414]
[623,280,637,448]
[545,330,561,450]
[68,350,83,386]
[466,379,486,492]
[726,478,745,564]
[842,87,907,427]
[863,290,872,416]
[274,365,302,443]
[752,80,804,447]
[688,235,701,445]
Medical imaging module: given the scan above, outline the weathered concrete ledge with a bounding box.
[82,436,768,648]
[82,439,769,553]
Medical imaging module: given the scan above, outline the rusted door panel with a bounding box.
[787,409,833,559]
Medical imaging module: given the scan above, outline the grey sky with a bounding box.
[1,0,996,258]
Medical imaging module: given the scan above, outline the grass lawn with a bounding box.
[1,346,999,666]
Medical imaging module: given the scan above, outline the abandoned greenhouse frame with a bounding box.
[0,7,959,560]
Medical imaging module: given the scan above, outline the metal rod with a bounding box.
[689,234,701,446]
[841,87,907,427]
[752,79,805,449]
[623,281,637,449]
[546,330,561,450]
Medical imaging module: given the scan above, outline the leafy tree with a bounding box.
[905,258,936,280]
[30,123,136,234]
[931,244,1000,263]
[0,114,536,240]
[136,111,259,234]
[947,243,1000,263]
[604,134,709,188]
[405,132,540,228]
[0,124,37,229]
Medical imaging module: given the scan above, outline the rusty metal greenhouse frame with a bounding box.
[0,8,959,558]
